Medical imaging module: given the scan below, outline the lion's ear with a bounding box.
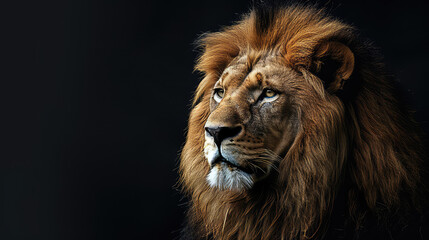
[311,41,355,93]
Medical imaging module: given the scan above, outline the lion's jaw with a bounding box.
[203,56,299,191]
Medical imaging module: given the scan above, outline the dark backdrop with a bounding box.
[2,0,429,239]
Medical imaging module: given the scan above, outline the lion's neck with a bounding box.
[191,181,334,240]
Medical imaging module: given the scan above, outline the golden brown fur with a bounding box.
[179,4,424,240]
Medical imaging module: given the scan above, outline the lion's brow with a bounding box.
[240,75,265,93]
[220,72,229,84]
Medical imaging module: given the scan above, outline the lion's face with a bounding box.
[204,54,300,190]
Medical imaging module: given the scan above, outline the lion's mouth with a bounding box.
[207,155,254,190]
[211,156,252,174]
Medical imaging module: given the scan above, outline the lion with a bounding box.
[178,3,426,240]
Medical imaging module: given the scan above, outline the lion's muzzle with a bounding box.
[205,125,242,147]
[204,124,254,191]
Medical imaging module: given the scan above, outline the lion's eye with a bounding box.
[213,88,224,103]
[264,89,276,98]
[259,88,279,103]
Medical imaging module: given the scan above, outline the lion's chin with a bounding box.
[206,162,254,191]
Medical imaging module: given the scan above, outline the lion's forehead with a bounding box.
[220,59,295,95]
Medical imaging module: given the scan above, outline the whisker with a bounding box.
[248,162,267,174]
[244,148,283,174]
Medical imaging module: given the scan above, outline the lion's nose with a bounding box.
[205,126,242,146]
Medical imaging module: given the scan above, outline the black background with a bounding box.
[2,0,429,239]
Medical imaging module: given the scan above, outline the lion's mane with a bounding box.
[179,4,424,240]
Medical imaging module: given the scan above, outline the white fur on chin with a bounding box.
[206,162,253,191]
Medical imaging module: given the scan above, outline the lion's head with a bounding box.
[179,4,424,240]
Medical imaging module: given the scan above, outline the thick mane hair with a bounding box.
[179,3,426,240]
